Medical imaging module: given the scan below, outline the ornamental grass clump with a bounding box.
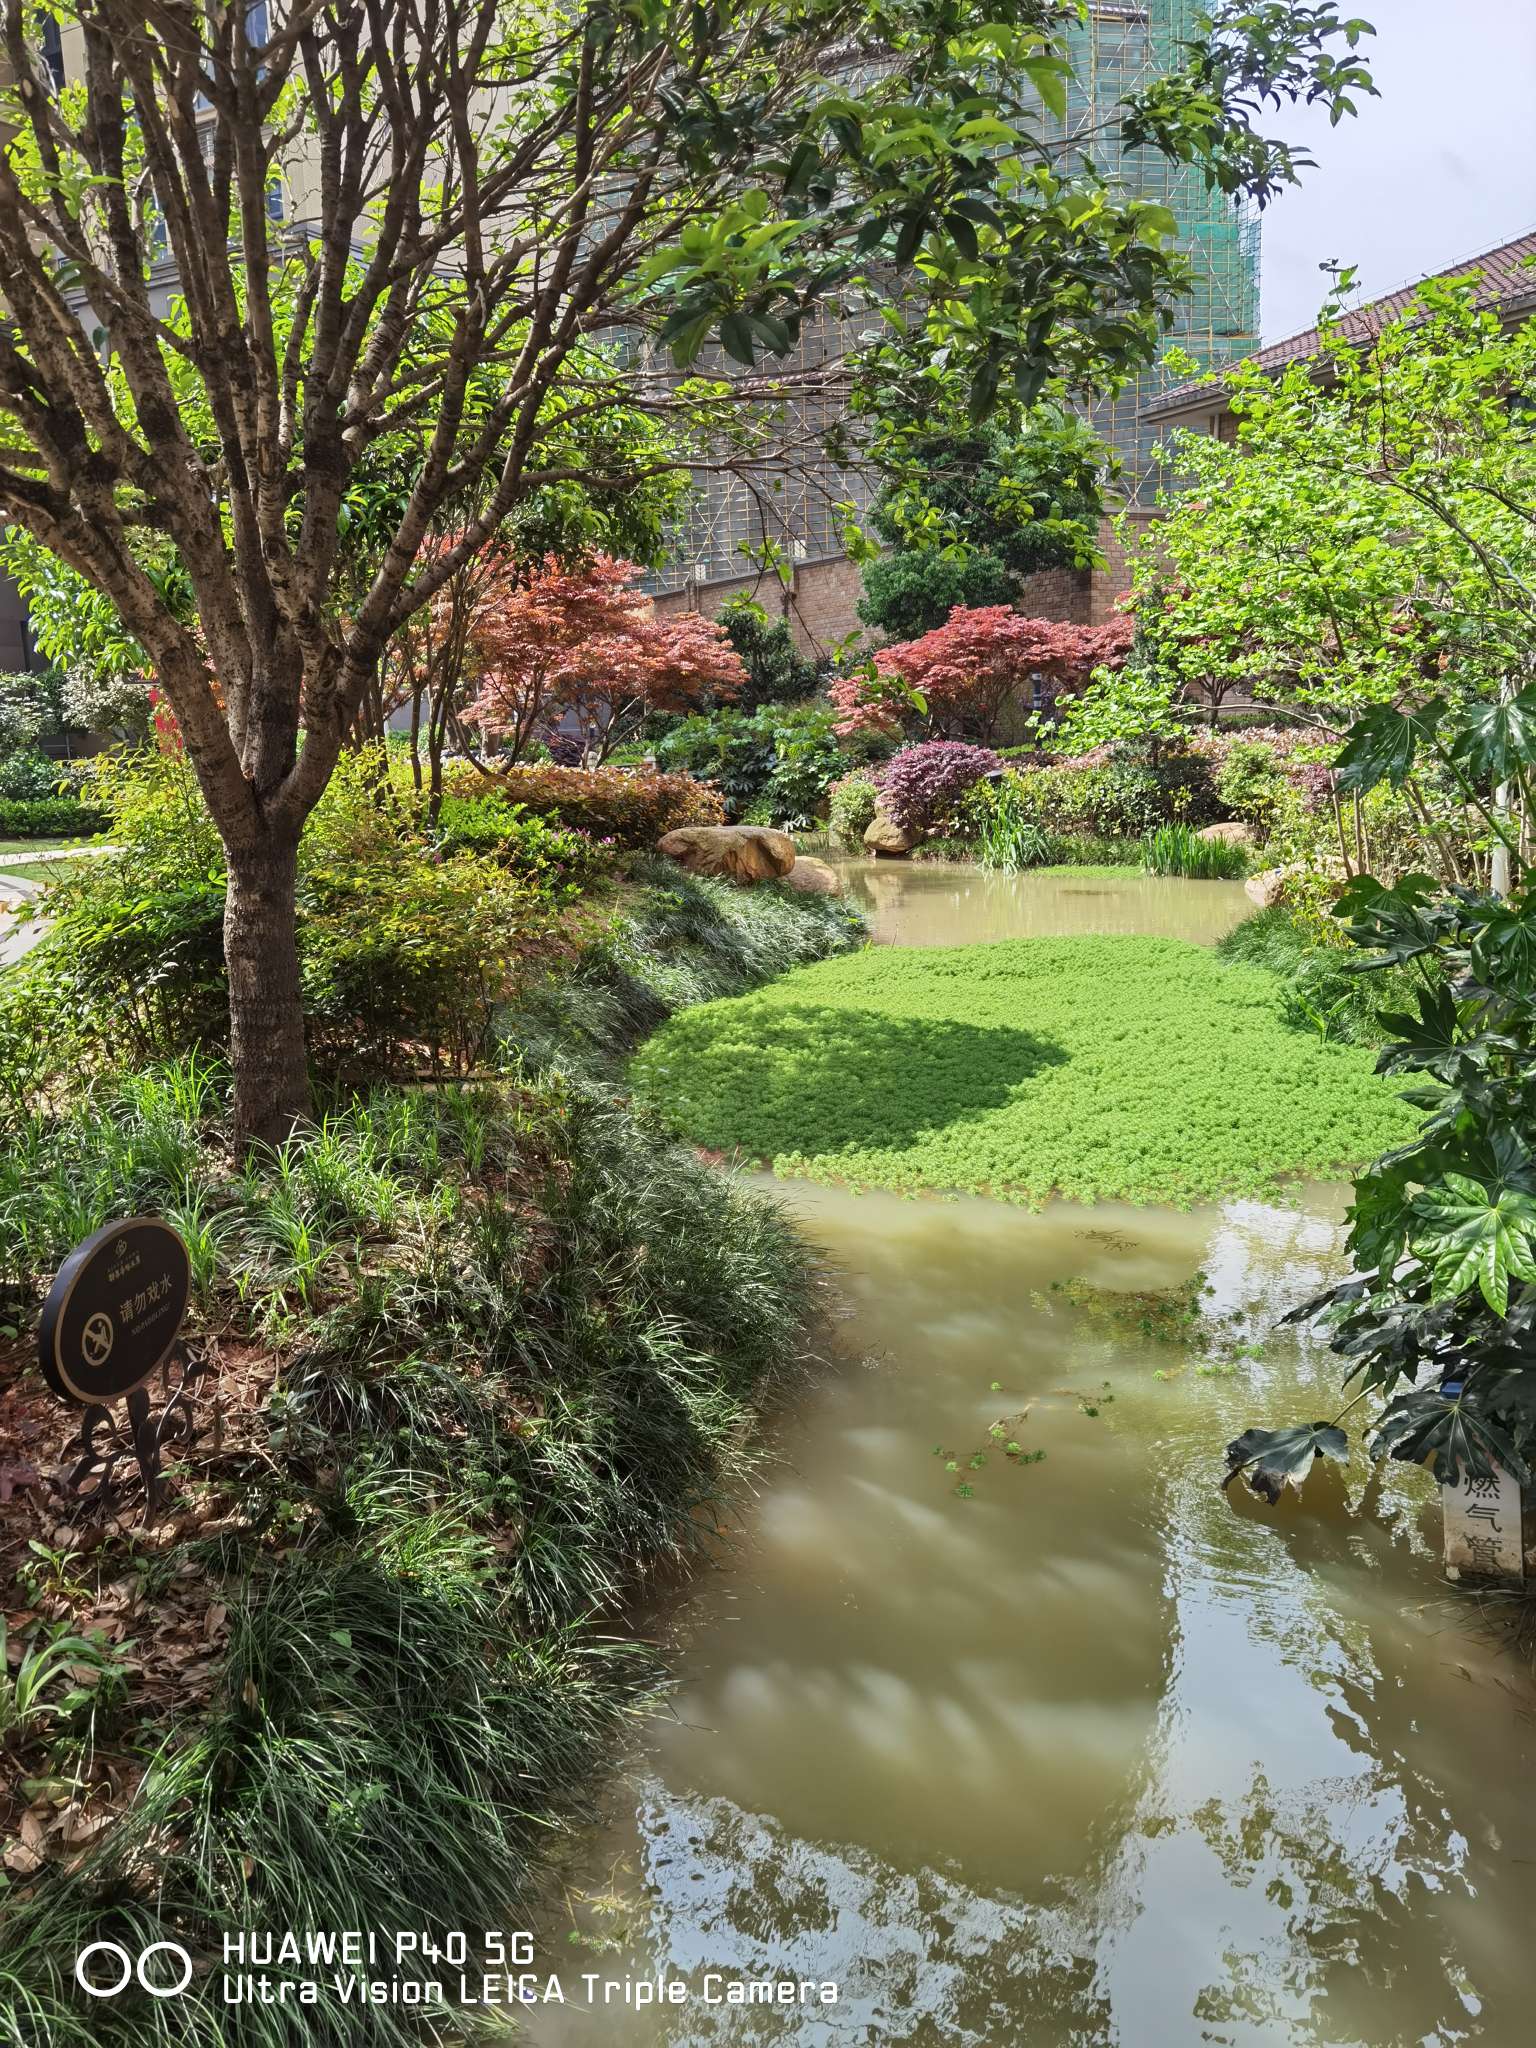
[631,935,1417,1207]
[0,1064,820,2044]
[969,774,1050,870]
[1142,822,1249,880]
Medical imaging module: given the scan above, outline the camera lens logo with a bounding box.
[75,1940,192,1999]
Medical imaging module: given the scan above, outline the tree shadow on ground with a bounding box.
[650,1001,1068,1159]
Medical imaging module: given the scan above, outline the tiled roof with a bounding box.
[1147,228,1536,418]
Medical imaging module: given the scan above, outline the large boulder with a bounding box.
[863,805,916,857]
[780,856,842,897]
[1244,864,1298,909]
[656,824,796,885]
[1198,821,1255,847]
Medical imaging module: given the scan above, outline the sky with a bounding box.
[1257,0,1536,342]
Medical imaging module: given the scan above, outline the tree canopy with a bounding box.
[0,0,1374,1139]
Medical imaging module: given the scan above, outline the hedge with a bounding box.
[0,797,108,840]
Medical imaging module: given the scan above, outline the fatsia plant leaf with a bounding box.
[1374,984,1463,1079]
[1369,1387,1532,1488]
[1410,1175,1536,1315]
[1334,700,1446,793]
[1223,1422,1349,1503]
[1449,688,1536,785]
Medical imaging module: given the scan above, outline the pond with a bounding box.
[521,865,1536,2048]
[826,857,1252,948]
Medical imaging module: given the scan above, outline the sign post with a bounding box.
[38,1217,205,1522]
[1442,1461,1528,1585]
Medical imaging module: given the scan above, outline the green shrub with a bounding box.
[432,792,603,898]
[300,850,562,1075]
[1213,739,1292,835]
[992,755,1220,839]
[0,795,108,839]
[15,751,572,1081]
[652,705,778,813]
[467,759,723,845]
[651,701,875,826]
[0,750,64,801]
[856,547,1016,639]
[1216,904,1430,1047]
[716,596,825,708]
[1142,823,1249,879]
[829,773,880,850]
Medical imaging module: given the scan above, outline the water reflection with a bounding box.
[829,859,1251,948]
[526,1185,1536,2047]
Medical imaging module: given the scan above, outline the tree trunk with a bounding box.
[224,831,311,1149]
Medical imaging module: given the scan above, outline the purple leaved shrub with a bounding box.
[879,741,1003,834]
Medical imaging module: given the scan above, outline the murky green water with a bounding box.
[521,869,1536,2048]
[829,858,1251,947]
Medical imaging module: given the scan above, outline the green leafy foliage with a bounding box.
[863,407,1107,585]
[829,773,881,851]
[0,797,107,839]
[650,701,891,826]
[1245,845,1536,1492]
[857,549,1017,640]
[1410,1176,1536,1316]
[1127,278,1536,889]
[1224,1422,1349,1502]
[9,752,582,1082]
[715,598,824,710]
[1142,823,1248,880]
[632,935,1414,1206]
[0,1069,819,2042]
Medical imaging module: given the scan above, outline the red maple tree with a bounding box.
[463,554,745,763]
[833,606,1133,742]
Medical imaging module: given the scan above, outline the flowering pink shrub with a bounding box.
[880,741,1002,834]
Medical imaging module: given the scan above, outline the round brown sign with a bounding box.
[38,1216,192,1405]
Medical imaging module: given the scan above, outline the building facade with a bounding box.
[655,1,1262,650]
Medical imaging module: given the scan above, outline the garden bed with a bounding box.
[0,1069,825,2044]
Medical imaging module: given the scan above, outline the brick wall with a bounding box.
[652,554,865,657]
[656,509,1162,654]
[1087,508,1157,625]
[1010,562,1093,623]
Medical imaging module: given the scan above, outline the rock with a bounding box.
[655,824,796,884]
[1244,864,1297,909]
[862,805,916,856]
[780,856,842,897]
[1198,821,1255,847]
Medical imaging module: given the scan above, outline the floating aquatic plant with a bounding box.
[631,935,1417,1207]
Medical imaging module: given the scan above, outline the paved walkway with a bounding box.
[0,842,114,967]
[0,874,46,967]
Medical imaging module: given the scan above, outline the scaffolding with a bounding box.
[1065,2,1259,500]
[650,0,1260,593]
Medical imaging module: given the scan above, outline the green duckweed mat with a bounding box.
[631,934,1419,1206]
